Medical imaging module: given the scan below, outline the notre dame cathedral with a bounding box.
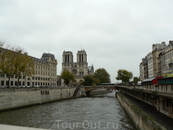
[62,50,94,85]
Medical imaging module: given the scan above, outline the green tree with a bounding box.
[61,69,74,85]
[82,75,93,86]
[116,69,133,83]
[133,77,140,84]
[94,68,110,84]
[93,77,101,85]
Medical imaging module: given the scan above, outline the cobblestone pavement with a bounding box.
[123,94,173,130]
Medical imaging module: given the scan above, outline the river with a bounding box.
[0,92,136,130]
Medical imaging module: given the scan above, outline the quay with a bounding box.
[0,124,49,130]
[123,93,173,130]
[1,83,173,130]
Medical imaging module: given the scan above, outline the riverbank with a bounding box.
[0,124,49,130]
[117,92,167,130]
[0,87,83,112]
[123,93,173,130]
[0,87,113,112]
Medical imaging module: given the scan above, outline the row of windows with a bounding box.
[0,81,57,86]
[35,71,56,76]
[0,75,26,79]
[35,66,56,72]
[162,51,173,60]
[34,59,49,64]
[0,75,57,82]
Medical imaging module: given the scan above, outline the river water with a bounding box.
[0,92,136,130]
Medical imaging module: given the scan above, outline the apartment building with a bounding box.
[160,41,173,77]
[139,57,148,81]
[152,42,167,77]
[140,42,167,80]
[147,52,154,78]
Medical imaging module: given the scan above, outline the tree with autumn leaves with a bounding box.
[0,41,34,87]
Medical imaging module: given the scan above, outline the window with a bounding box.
[171,85,173,91]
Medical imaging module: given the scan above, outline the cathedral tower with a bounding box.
[62,51,73,63]
[76,50,88,76]
[62,51,73,71]
[77,50,87,63]
[62,50,94,86]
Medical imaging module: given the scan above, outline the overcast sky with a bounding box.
[1,0,173,83]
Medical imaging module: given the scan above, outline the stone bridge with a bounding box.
[84,85,117,92]
[72,85,120,97]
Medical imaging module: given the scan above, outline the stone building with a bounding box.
[140,42,167,80]
[32,53,57,87]
[159,41,173,77]
[152,42,167,77]
[139,56,148,81]
[147,52,154,78]
[139,62,145,81]
[62,50,94,85]
[0,48,58,87]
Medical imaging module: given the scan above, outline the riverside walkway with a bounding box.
[0,124,49,130]
[123,94,173,130]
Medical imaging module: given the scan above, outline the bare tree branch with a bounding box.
[0,39,5,47]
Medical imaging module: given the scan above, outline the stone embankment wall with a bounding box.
[0,87,84,112]
[117,93,166,130]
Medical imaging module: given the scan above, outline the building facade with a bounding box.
[62,50,94,85]
[152,42,167,77]
[160,41,173,77]
[147,52,154,78]
[140,42,167,81]
[0,48,58,87]
[139,62,145,81]
[32,53,57,87]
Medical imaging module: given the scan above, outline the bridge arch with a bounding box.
[84,86,118,96]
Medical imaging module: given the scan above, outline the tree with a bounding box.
[93,77,101,85]
[61,69,74,85]
[0,40,5,47]
[13,49,34,87]
[82,75,93,86]
[0,49,14,87]
[116,69,133,83]
[0,44,34,87]
[82,75,101,86]
[133,77,140,85]
[94,68,110,84]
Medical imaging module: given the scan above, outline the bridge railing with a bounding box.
[117,84,173,96]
